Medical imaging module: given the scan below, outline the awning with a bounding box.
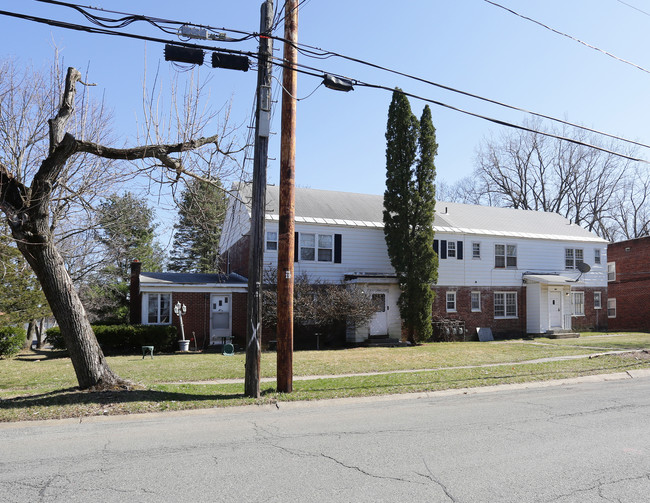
[523,274,576,285]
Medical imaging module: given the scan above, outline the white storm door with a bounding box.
[210,294,231,343]
[549,291,562,328]
[369,293,388,336]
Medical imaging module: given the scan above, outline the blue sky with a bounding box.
[2,1,649,224]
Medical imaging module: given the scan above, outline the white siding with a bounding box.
[526,283,541,333]
[219,196,251,253]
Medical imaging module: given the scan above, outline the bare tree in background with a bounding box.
[443,120,643,241]
[0,62,240,389]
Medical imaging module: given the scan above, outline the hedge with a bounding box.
[46,324,177,354]
[0,326,27,358]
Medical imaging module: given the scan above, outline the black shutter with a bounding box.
[433,239,439,255]
[334,234,342,263]
[440,240,447,259]
[457,241,463,260]
[294,232,299,262]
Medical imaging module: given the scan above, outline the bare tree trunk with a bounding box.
[24,320,36,350]
[17,237,127,389]
[36,318,45,349]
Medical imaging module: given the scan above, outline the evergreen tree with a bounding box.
[85,193,164,323]
[383,90,438,343]
[168,178,228,273]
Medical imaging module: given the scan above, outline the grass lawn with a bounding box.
[1,333,649,422]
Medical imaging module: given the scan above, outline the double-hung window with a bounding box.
[594,249,601,265]
[300,233,334,262]
[607,262,616,282]
[607,298,616,318]
[265,231,278,251]
[565,248,584,270]
[594,291,602,310]
[495,244,517,269]
[147,293,171,324]
[494,292,517,318]
[472,242,481,259]
[447,241,456,258]
[471,291,481,312]
[446,291,457,312]
[571,291,585,316]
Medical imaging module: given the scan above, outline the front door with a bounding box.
[210,294,232,344]
[369,293,388,336]
[549,291,562,328]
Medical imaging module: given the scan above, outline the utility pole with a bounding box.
[277,0,298,393]
[244,0,274,398]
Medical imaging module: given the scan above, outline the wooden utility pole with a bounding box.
[244,0,274,398]
[277,0,298,393]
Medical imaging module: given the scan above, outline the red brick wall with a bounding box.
[231,293,248,347]
[607,237,650,331]
[169,292,212,349]
[222,235,250,276]
[570,287,608,332]
[432,286,526,339]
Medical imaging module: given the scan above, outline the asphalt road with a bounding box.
[1,375,650,502]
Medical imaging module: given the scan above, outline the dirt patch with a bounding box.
[614,350,650,361]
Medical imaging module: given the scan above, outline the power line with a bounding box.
[615,0,650,18]
[23,1,650,151]
[483,0,650,75]
[3,7,649,165]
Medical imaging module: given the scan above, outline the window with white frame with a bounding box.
[299,233,333,262]
[607,262,616,282]
[265,231,278,251]
[471,291,481,312]
[594,249,601,265]
[446,291,457,312]
[572,291,585,316]
[607,298,616,318]
[494,292,517,318]
[495,244,517,269]
[146,293,171,324]
[565,248,584,270]
[472,242,481,259]
[594,291,602,310]
[447,241,456,258]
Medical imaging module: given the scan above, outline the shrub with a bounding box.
[45,324,177,354]
[0,326,27,358]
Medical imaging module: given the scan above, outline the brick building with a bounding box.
[607,237,650,332]
[129,261,248,349]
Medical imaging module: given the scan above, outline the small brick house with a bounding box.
[606,236,650,332]
[129,261,248,349]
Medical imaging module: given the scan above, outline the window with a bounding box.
[447,241,456,258]
[607,298,616,318]
[472,242,481,259]
[594,249,601,265]
[146,293,171,324]
[495,244,517,269]
[471,291,481,312]
[299,233,333,262]
[594,291,602,310]
[565,248,584,270]
[607,262,616,282]
[571,291,585,316]
[494,292,517,318]
[265,231,278,251]
[446,291,457,312]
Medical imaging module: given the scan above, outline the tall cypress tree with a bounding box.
[168,178,228,273]
[383,90,438,343]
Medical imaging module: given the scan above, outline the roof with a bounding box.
[140,272,247,285]
[236,183,606,243]
[523,274,578,285]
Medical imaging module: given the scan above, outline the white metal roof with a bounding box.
[236,184,606,243]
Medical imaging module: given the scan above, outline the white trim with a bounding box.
[446,291,457,312]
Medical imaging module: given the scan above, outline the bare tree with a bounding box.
[445,120,640,240]
[0,64,236,389]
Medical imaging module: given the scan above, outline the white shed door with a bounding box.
[369,293,388,336]
[549,291,562,328]
[210,294,232,344]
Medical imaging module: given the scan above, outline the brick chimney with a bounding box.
[129,260,142,324]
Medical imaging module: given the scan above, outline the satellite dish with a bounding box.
[577,262,591,273]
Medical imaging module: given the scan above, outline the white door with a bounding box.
[369,293,388,336]
[210,294,232,344]
[549,291,562,328]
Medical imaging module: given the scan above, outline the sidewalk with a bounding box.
[177,348,650,385]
